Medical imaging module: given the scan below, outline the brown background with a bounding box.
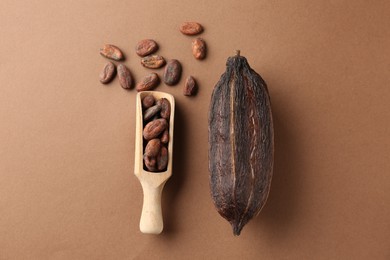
[0,0,389,259]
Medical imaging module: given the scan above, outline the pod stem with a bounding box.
[235,50,241,57]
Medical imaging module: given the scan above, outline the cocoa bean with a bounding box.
[144,139,161,157]
[142,95,155,109]
[144,104,162,121]
[161,129,169,144]
[144,154,157,172]
[180,22,203,35]
[163,59,182,86]
[117,64,133,89]
[183,76,198,96]
[157,146,168,171]
[136,39,158,57]
[141,55,166,69]
[100,44,124,61]
[143,118,168,140]
[160,98,171,119]
[99,62,116,84]
[192,38,206,60]
[136,73,160,92]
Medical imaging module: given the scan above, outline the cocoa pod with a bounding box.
[136,73,160,92]
[160,98,171,119]
[208,50,274,236]
[163,59,182,86]
[192,38,206,60]
[144,139,161,157]
[136,39,158,57]
[100,44,124,61]
[143,118,168,140]
[183,76,197,96]
[117,64,133,89]
[142,95,155,109]
[141,55,166,69]
[157,146,168,171]
[161,129,169,144]
[180,22,203,35]
[99,62,116,84]
[144,104,162,121]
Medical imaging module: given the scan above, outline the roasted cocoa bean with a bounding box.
[160,98,171,119]
[99,62,116,84]
[180,22,203,35]
[157,146,168,171]
[136,39,158,57]
[117,64,133,89]
[141,55,166,69]
[144,104,162,121]
[184,76,197,96]
[142,96,172,172]
[192,38,206,60]
[163,59,182,86]
[144,139,161,157]
[161,129,169,144]
[144,154,157,171]
[100,44,124,61]
[143,118,168,140]
[142,95,155,109]
[136,73,160,92]
[209,51,274,236]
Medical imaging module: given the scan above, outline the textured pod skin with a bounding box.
[208,52,274,236]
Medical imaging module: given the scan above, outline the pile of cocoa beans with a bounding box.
[99,22,206,96]
[141,94,170,172]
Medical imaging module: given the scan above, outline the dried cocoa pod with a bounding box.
[208,50,274,236]
[161,129,169,144]
[100,44,124,61]
[99,62,116,84]
[141,55,166,69]
[143,118,168,140]
[144,104,162,121]
[117,64,133,89]
[157,146,168,171]
[192,38,207,60]
[136,39,158,57]
[144,139,161,157]
[183,76,197,96]
[144,154,157,172]
[142,95,155,109]
[160,98,171,119]
[180,22,203,35]
[163,59,182,86]
[136,73,160,92]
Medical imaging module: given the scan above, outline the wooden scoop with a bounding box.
[134,91,175,234]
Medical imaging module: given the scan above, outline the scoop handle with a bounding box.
[139,182,164,234]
